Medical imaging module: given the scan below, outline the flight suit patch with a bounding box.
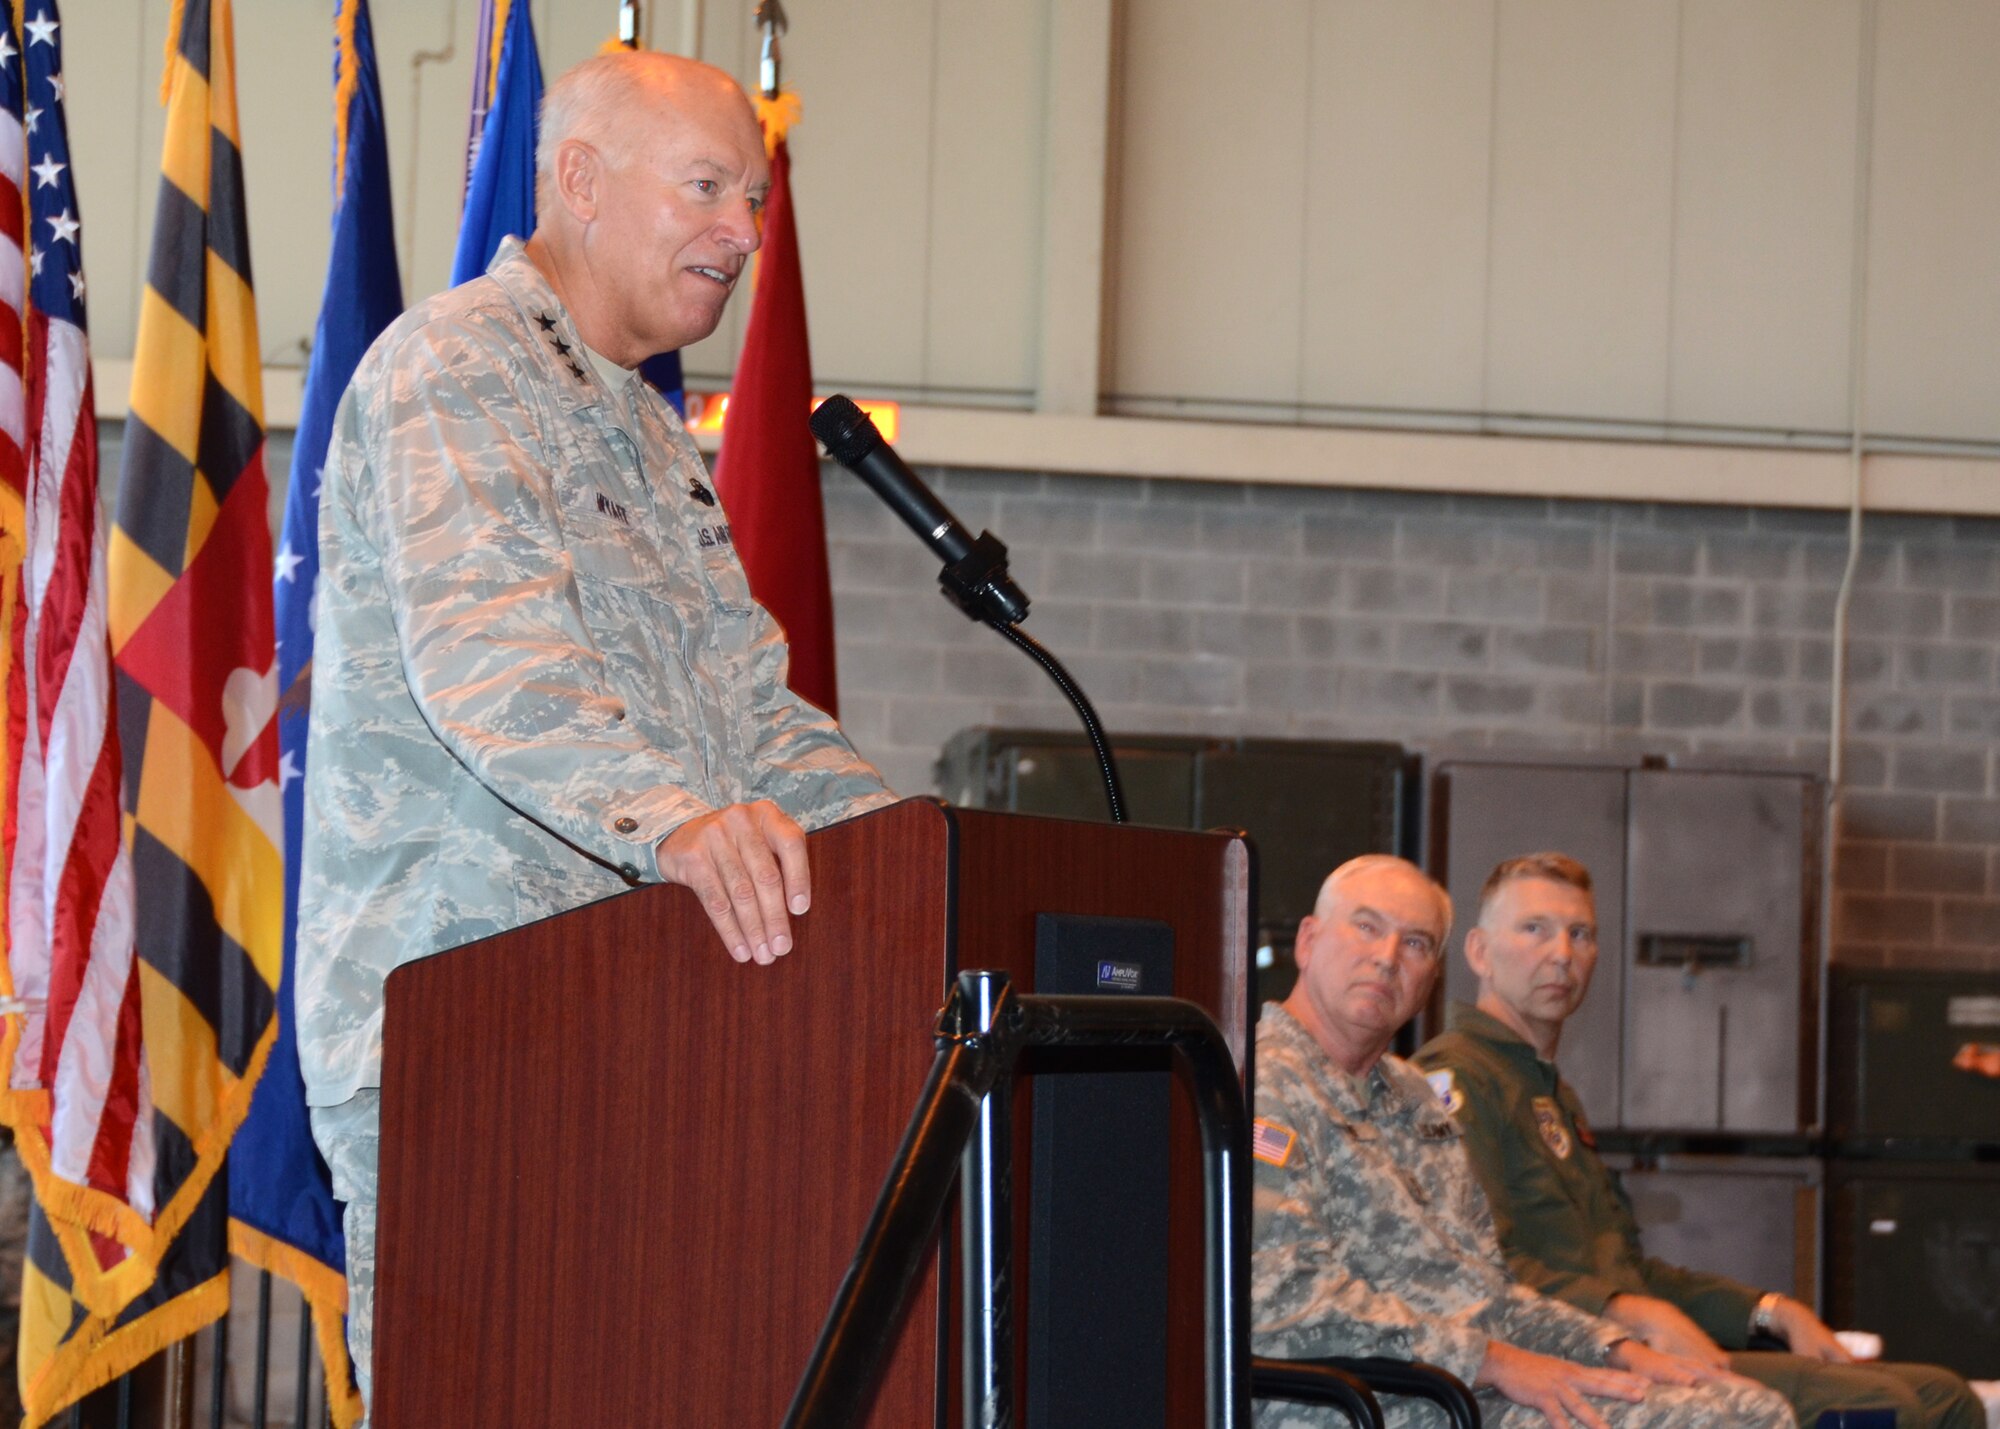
[1426,1069,1465,1116]
[1532,1096,1573,1160]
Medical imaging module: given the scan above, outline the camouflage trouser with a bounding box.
[1258,1373,1794,1428]
[309,1091,380,1429]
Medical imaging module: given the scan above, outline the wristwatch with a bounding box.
[1749,1292,1783,1339]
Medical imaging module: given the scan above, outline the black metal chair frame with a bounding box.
[783,970,1252,1428]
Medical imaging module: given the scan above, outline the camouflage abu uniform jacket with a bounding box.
[1252,1004,1623,1399]
[296,237,894,1110]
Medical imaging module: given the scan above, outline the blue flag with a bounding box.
[451,3,687,412]
[228,3,401,1421]
[450,0,540,286]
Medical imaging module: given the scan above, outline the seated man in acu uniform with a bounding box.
[1415,852,1981,1429]
[1252,855,1791,1429]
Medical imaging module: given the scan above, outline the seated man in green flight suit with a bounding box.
[1414,852,1983,1429]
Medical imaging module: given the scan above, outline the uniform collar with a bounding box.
[484,236,668,433]
[1447,1002,1564,1079]
[1262,1002,1428,1124]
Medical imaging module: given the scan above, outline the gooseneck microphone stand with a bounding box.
[810,396,1127,824]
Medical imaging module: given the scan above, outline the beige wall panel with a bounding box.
[71,3,181,372]
[1669,1,1860,435]
[1864,0,2000,444]
[369,1,475,315]
[920,0,1044,400]
[1110,0,1312,405]
[1485,0,1678,422]
[672,0,767,381]
[1301,0,1494,415]
[682,0,938,394]
[64,5,154,366]
[234,4,336,370]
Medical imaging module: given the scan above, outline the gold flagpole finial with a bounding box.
[756,0,787,99]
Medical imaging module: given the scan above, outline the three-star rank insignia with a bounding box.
[535,312,557,331]
[1531,1096,1573,1160]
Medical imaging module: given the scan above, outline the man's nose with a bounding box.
[716,199,762,253]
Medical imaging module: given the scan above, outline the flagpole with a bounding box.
[757,0,786,97]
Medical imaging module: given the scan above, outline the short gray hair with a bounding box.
[534,53,642,214]
[1312,854,1454,945]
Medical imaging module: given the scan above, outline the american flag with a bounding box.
[1250,1117,1296,1168]
[2,0,151,1285]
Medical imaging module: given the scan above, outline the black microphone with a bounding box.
[811,395,1029,625]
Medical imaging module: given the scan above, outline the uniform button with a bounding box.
[614,816,639,834]
[619,862,641,880]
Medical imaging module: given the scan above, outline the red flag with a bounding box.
[712,129,839,717]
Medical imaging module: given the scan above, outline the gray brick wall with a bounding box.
[821,464,2000,974]
[227,423,1993,973]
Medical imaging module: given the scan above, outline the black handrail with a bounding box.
[783,970,1250,1428]
[1318,1358,1480,1429]
[1251,1357,1385,1429]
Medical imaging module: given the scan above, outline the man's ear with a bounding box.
[1463,925,1489,982]
[1292,916,1318,973]
[554,139,601,222]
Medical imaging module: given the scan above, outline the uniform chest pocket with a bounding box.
[559,503,666,594]
[691,516,756,616]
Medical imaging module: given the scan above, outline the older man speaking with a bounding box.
[295,53,893,1412]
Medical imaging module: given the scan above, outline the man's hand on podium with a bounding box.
[657,801,812,966]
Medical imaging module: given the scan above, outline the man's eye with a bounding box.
[692,178,719,195]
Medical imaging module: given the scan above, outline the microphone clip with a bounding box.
[940,530,1030,627]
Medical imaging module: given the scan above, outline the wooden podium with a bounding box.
[375,798,1251,1426]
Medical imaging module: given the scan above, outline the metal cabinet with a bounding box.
[1828,1160,2000,1378]
[937,729,1414,1004]
[1432,757,1821,1135]
[1829,967,2000,1146]
[1604,1151,1822,1305]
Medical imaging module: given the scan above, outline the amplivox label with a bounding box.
[1096,960,1142,992]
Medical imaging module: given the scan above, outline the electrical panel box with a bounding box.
[1432,757,1821,1135]
[937,729,1412,1003]
[1605,1152,1822,1306]
[1828,968,2000,1147]
[1828,1160,2000,1379]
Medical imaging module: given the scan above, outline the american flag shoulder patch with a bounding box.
[1251,1117,1296,1168]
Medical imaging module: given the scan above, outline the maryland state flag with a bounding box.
[224,3,397,1423]
[11,0,283,1416]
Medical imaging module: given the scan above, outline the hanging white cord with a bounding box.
[1822,0,1877,1131]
